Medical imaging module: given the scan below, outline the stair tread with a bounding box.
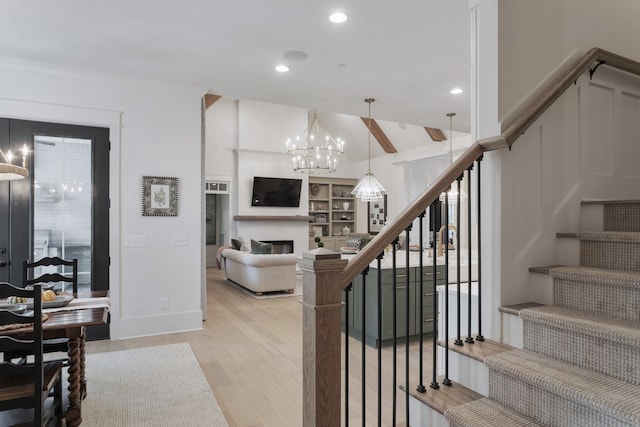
[581,199,640,205]
[498,301,545,315]
[550,265,640,287]
[438,338,514,362]
[528,264,566,274]
[556,232,577,238]
[577,230,640,242]
[520,305,640,345]
[445,397,544,427]
[405,377,483,415]
[486,349,640,423]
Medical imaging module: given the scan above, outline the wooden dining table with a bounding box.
[0,291,109,427]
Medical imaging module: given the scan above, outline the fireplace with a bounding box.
[262,240,294,254]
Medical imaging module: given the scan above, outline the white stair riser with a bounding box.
[409,395,448,427]
[500,312,523,348]
[437,348,489,396]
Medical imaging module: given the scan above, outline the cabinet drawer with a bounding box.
[379,268,414,284]
[421,319,435,334]
[418,267,445,284]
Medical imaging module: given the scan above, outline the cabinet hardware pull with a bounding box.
[395,286,407,290]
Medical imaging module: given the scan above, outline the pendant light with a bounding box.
[351,98,387,202]
[439,112,466,202]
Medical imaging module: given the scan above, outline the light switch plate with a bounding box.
[125,235,146,247]
[171,235,187,246]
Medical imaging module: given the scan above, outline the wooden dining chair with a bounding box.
[0,282,64,427]
[8,257,80,366]
[24,257,78,296]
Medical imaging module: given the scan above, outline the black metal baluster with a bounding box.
[376,254,383,427]
[443,191,452,386]
[361,269,368,427]
[345,283,352,427]
[417,213,427,394]
[404,227,411,425]
[476,158,485,342]
[454,176,463,347]
[392,241,398,425]
[430,203,439,390]
[466,166,475,344]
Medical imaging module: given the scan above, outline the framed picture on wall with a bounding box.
[368,195,387,234]
[142,176,179,216]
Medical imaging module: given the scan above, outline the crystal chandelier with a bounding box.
[352,98,387,202]
[286,111,344,174]
[0,145,29,180]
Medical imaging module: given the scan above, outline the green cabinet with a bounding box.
[343,264,445,348]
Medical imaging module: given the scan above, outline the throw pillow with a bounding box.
[250,239,273,254]
[345,235,361,248]
[359,235,373,250]
[231,238,243,250]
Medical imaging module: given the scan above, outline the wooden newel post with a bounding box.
[299,248,348,427]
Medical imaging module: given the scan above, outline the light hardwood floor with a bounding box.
[87,267,435,426]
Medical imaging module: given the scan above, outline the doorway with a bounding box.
[0,118,109,335]
[205,181,230,268]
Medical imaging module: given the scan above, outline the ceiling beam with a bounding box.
[424,127,447,142]
[360,118,397,153]
[204,94,222,109]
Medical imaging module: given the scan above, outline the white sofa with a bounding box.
[221,248,298,295]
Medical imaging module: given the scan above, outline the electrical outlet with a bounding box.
[160,298,169,310]
[171,235,187,246]
[125,235,146,247]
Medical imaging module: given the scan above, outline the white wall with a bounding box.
[0,57,205,339]
[476,0,640,343]
[500,68,640,307]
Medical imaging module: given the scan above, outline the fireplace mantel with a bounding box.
[233,215,313,222]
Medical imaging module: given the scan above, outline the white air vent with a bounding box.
[205,181,229,194]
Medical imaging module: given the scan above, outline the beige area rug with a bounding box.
[224,273,303,299]
[81,343,228,427]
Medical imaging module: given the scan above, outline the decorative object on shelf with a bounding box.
[142,176,179,216]
[342,225,350,236]
[314,236,324,248]
[368,195,387,235]
[312,226,323,237]
[439,112,467,204]
[287,111,345,174]
[342,201,350,210]
[352,98,387,202]
[310,183,320,197]
[0,144,29,180]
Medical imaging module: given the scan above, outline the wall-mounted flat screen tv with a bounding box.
[251,176,303,207]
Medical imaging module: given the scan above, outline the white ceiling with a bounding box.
[0,0,471,142]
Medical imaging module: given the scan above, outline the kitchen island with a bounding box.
[341,249,477,348]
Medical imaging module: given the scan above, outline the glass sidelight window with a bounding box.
[33,136,92,289]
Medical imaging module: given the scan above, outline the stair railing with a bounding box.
[301,47,640,427]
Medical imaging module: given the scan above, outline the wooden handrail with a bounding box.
[502,48,640,146]
[340,47,640,289]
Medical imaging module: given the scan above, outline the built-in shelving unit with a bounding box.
[308,177,357,251]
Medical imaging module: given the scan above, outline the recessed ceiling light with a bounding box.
[275,65,290,73]
[283,50,308,61]
[450,87,463,95]
[329,12,347,23]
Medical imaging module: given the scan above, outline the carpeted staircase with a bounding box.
[445,201,640,426]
